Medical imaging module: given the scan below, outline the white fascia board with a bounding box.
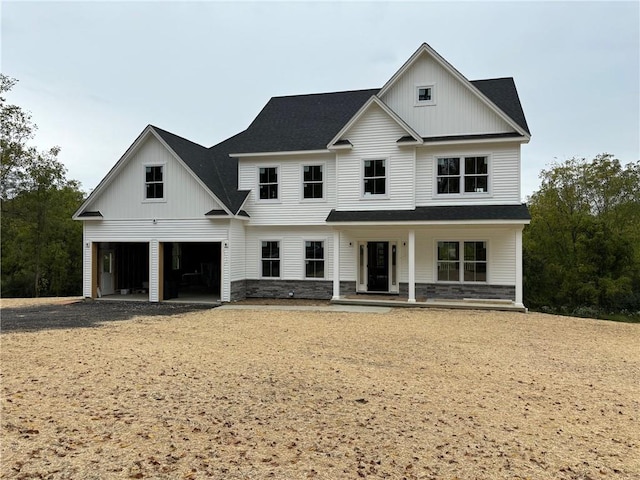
[327,219,530,227]
[230,149,331,158]
[378,43,529,139]
[326,96,423,148]
[72,125,156,219]
[150,129,233,216]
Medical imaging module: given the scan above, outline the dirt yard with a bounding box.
[1,300,638,479]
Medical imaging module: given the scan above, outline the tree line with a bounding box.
[1,75,83,297]
[1,75,639,319]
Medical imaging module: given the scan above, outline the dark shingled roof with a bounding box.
[230,89,380,154]
[471,78,530,135]
[326,204,531,223]
[151,126,250,214]
[146,77,529,214]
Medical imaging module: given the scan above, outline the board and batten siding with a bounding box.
[87,136,223,219]
[414,226,517,285]
[238,153,336,226]
[336,103,415,211]
[415,143,522,206]
[244,226,334,280]
[380,52,513,138]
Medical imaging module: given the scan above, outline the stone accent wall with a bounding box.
[230,280,246,302]
[245,279,333,299]
[415,283,515,301]
[339,281,357,297]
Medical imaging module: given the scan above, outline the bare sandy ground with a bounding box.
[1,301,638,479]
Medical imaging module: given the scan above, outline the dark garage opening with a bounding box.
[98,242,149,299]
[162,242,221,301]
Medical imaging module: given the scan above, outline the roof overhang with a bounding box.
[416,132,529,147]
[74,210,103,221]
[326,204,531,225]
[230,149,331,158]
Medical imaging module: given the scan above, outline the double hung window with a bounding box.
[437,241,487,282]
[363,159,386,196]
[145,165,164,199]
[261,241,280,278]
[304,241,324,278]
[303,165,323,199]
[259,167,278,200]
[436,156,488,195]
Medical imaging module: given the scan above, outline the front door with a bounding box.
[367,241,389,292]
[100,250,115,296]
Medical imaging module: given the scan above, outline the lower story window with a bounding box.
[437,241,486,282]
[304,241,324,278]
[261,241,280,277]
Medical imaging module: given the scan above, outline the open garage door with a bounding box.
[162,242,221,302]
[97,242,149,299]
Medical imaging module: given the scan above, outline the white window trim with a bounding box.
[256,164,281,203]
[300,162,326,203]
[302,238,327,280]
[415,83,436,107]
[259,238,282,279]
[361,158,389,200]
[434,239,489,284]
[432,154,492,198]
[142,163,167,203]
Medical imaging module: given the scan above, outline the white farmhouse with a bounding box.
[74,43,531,309]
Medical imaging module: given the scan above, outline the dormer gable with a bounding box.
[327,96,422,149]
[378,43,530,141]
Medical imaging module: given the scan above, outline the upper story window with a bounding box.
[436,156,489,195]
[145,165,164,200]
[416,84,436,106]
[259,166,278,200]
[437,241,487,283]
[363,159,386,196]
[303,165,323,200]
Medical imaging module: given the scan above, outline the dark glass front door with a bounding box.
[367,242,389,292]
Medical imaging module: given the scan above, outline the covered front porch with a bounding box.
[326,207,528,309]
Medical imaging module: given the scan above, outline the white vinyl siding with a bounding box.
[336,103,415,210]
[87,136,224,218]
[238,153,335,225]
[245,226,333,280]
[415,143,521,205]
[414,226,516,284]
[379,51,514,138]
[229,220,246,283]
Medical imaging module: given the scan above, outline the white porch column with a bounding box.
[332,230,340,300]
[149,239,160,302]
[408,229,416,302]
[515,228,524,307]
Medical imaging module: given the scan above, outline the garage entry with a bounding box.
[161,242,221,302]
[97,242,149,299]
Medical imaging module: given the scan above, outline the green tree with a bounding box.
[524,154,640,314]
[1,75,84,297]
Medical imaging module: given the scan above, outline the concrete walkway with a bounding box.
[216,304,392,314]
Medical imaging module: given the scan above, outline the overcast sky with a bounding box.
[2,1,639,199]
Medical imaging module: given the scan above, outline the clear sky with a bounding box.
[2,1,639,199]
